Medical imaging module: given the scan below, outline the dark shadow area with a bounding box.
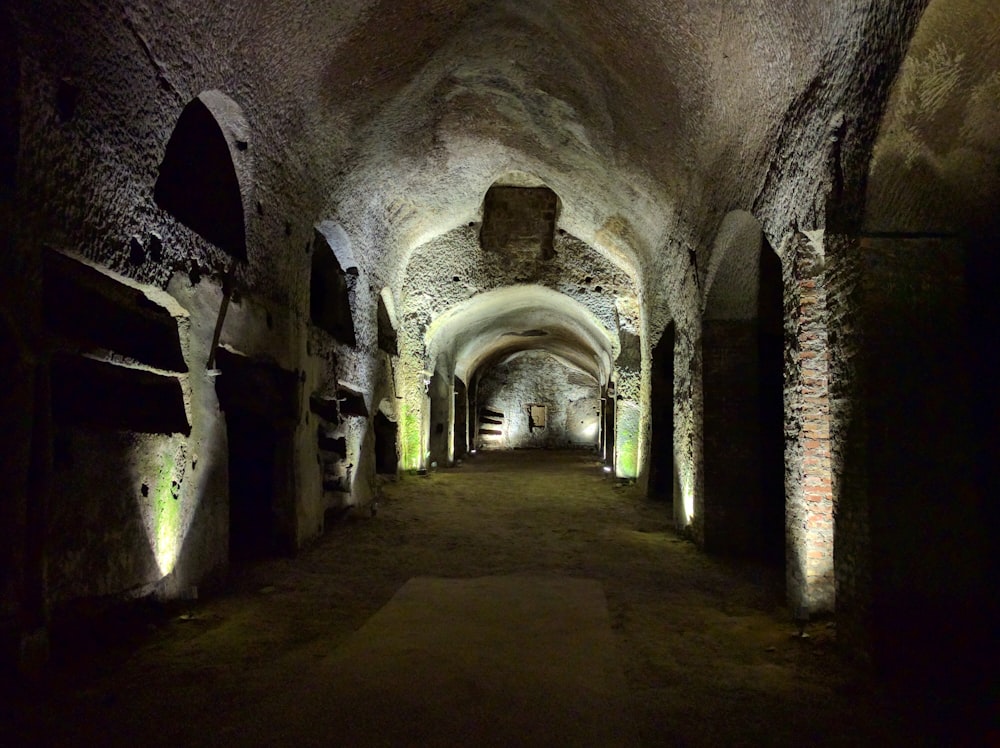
[453,377,468,459]
[0,14,17,204]
[310,231,356,346]
[43,250,186,372]
[860,234,993,740]
[377,293,398,355]
[374,412,398,475]
[225,411,279,564]
[702,227,783,563]
[757,242,785,564]
[50,355,188,435]
[648,322,674,500]
[154,95,246,259]
[602,383,615,469]
[215,350,298,563]
[336,386,368,418]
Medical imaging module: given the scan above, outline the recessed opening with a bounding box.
[374,412,399,475]
[480,185,559,260]
[377,292,398,355]
[43,250,186,372]
[310,229,357,346]
[154,91,248,259]
[50,354,189,435]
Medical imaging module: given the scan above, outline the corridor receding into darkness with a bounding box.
[8,451,922,747]
[1,1,996,745]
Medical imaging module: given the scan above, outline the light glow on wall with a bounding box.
[153,451,182,575]
[682,476,695,524]
[133,440,197,581]
[399,400,423,471]
[615,400,641,479]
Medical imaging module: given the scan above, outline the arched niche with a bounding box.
[377,288,398,356]
[310,222,358,346]
[701,210,784,560]
[154,90,250,260]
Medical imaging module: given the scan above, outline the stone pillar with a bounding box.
[648,323,675,501]
[614,395,641,479]
[783,232,834,615]
[614,333,642,479]
[671,322,702,538]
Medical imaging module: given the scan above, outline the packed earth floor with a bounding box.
[6,451,945,746]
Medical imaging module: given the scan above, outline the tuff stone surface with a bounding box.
[2,0,995,699]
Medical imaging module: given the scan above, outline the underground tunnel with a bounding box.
[0,0,996,744]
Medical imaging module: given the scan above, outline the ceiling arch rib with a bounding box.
[425,285,618,385]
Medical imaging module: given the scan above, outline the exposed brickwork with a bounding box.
[782,233,834,615]
[479,186,558,260]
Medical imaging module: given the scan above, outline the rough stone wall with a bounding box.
[476,352,599,450]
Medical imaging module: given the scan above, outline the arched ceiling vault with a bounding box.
[13,0,931,323]
[313,0,928,336]
[425,285,617,385]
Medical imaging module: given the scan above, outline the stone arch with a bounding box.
[701,211,784,558]
[154,90,250,260]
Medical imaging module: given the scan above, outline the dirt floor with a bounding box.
[2,450,952,745]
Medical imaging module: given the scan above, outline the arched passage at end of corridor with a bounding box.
[472,349,602,452]
[402,285,618,472]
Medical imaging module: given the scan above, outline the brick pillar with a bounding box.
[783,232,834,615]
